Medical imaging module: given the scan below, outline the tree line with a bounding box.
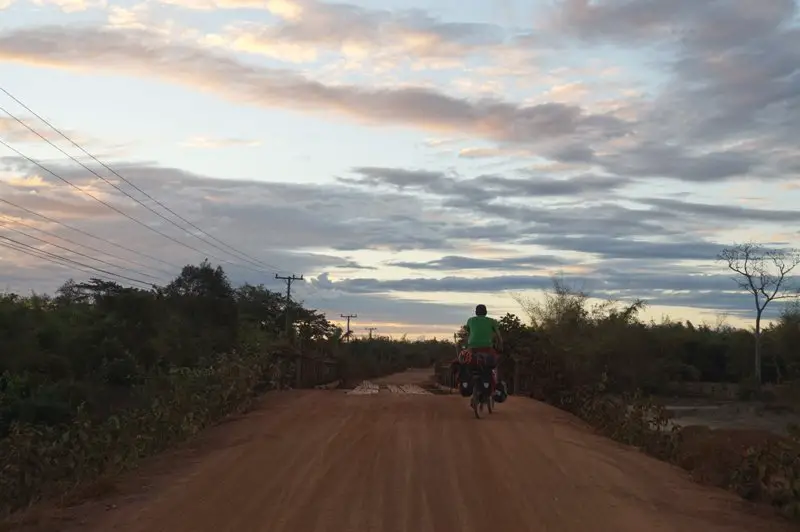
[496,280,800,400]
[481,242,799,397]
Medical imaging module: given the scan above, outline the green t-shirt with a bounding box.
[465,316,498,348]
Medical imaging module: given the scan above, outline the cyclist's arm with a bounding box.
[493,321,504,352]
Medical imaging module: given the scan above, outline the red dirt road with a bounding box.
[30,369,790,532]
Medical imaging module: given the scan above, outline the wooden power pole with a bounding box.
[365,327,377,339]
[276,273,304,388]
[340,313,357,342]
[276,274,304,339]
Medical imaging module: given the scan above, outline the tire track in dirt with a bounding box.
[23,369,792,532]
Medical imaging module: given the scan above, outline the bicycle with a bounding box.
[452,345,506,419]
[469,363,494,419]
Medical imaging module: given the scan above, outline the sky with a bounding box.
[0,0,799,338]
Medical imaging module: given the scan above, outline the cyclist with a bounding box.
[462,304,503,392]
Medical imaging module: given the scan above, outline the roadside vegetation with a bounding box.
[487,275,800,520]
[0,260,451,516]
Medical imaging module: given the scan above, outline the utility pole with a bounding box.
[340,313,357,342]
[276,274,304,339]
[365,327,377,340]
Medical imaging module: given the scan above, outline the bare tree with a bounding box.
[718,243,800,385]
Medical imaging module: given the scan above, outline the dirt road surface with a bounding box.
[26,369,790,532]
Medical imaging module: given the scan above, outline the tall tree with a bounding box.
[163,260,239,357]
[718,243,800,384]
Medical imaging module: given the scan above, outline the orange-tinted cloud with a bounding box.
[172,0,507,67]
[0,26,629,147]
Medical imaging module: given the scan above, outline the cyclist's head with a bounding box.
[475,304,488,316]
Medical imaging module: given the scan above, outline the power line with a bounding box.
[0,192,326,310]
[0,138,269,275]
[0,218,161,281]
[1,192,326,300]
[0,238,131,287]
[0,211,172,279]
[0,88,287,274]
[0,234,153,287]
[0,211,329,320]
[0,196,181,273]
[1,104,267,272]
[0,89,340,301]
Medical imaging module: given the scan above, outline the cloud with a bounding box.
[0,26,629,148]
[5,16,782,191]
[0,115,88,145]
[317,270,737,296]
[640,198,800,224]
[342,166,633,200]
[337,166,800,242]
[31,0,106,12]
[326,274,549,294]
[156,0,268,10]
[524,235,726,261]
[302,272,471,327]
[187,0,510,66]
[0,158,459,267]
[0,158,623,261]
[0,256,82,291]
[389,254,566,271]
[106,4,155,31]
[5,1,797,194]
[551,0,795,48]
[0,157,492,328]
[600,142,757,182]
[545,0,800,182]
[180,136,261,148]
[457,147,533,159]
[422,137,462,148]
[1,150,797,328]
[320,270,798,319]
[339,167,679,240]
